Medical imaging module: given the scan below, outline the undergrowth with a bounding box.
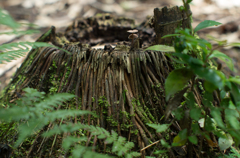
[146,0,240,157]
[2,0,240,157]
[0,88,140,157]
[0,7,140,157]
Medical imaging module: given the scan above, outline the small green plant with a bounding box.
[145,0,240,157]
[218,147,240,158]
[0,88,140,157]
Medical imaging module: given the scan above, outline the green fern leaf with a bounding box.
[46,110,93,122]
[0,8,20,29]
[15,118,47,147]
[62,136,87,150]
[35,93,75,109]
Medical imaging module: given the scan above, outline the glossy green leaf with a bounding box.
[225,109,240,129]
[228,42,240,47]
[192,65,223,89]
[204,80,217,92]
[206,35,227,46]
[188,135,198,144]
[194,20,222,33]
[173,53,204,66]
[228,77,240,85]
[209,50,233,71]
[165,68,193,101]
[161,34,181,39]
[145,45,175,52]
[230,82,240,105]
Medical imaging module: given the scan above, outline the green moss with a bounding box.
[106,116,118,127]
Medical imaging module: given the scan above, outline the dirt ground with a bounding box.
[1,0,240,92]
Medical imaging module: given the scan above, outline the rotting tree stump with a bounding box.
[3,5,193,158]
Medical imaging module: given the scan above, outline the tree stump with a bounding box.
[3,5,193,157]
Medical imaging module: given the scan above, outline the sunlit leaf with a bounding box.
[0,8,20,29]
[228,76,240,85]
[228,42,240,47]
[206,35,227,46]
[198,118,205,128]
[145,45,175,52]
[209,50,234,71]
[219,134,233,151]
[172,129,187,146]
[194,20,221,32]
[0,29,39,35]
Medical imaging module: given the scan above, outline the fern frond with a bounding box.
[46,110,93,122]
[0,42,57,63]
[0,30,39,35]
[42,123,140,157]
[35,93,75,110]
[15,118,47,147]
[0,49,27,63]
[72,145,113,158]
[0,8,20,29]
[0,106,30,121]
[62,136,88,151]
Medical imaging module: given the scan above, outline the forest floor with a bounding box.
[1,0,240,92]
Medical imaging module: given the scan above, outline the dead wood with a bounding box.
[2,5,202,158]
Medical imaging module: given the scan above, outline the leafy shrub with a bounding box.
[146,0,240,156]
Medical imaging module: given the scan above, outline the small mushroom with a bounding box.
[127,29,138,47]
[127,29,138,34]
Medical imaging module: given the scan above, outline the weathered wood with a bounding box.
[153,5,192,45]
[2,7,194,157]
